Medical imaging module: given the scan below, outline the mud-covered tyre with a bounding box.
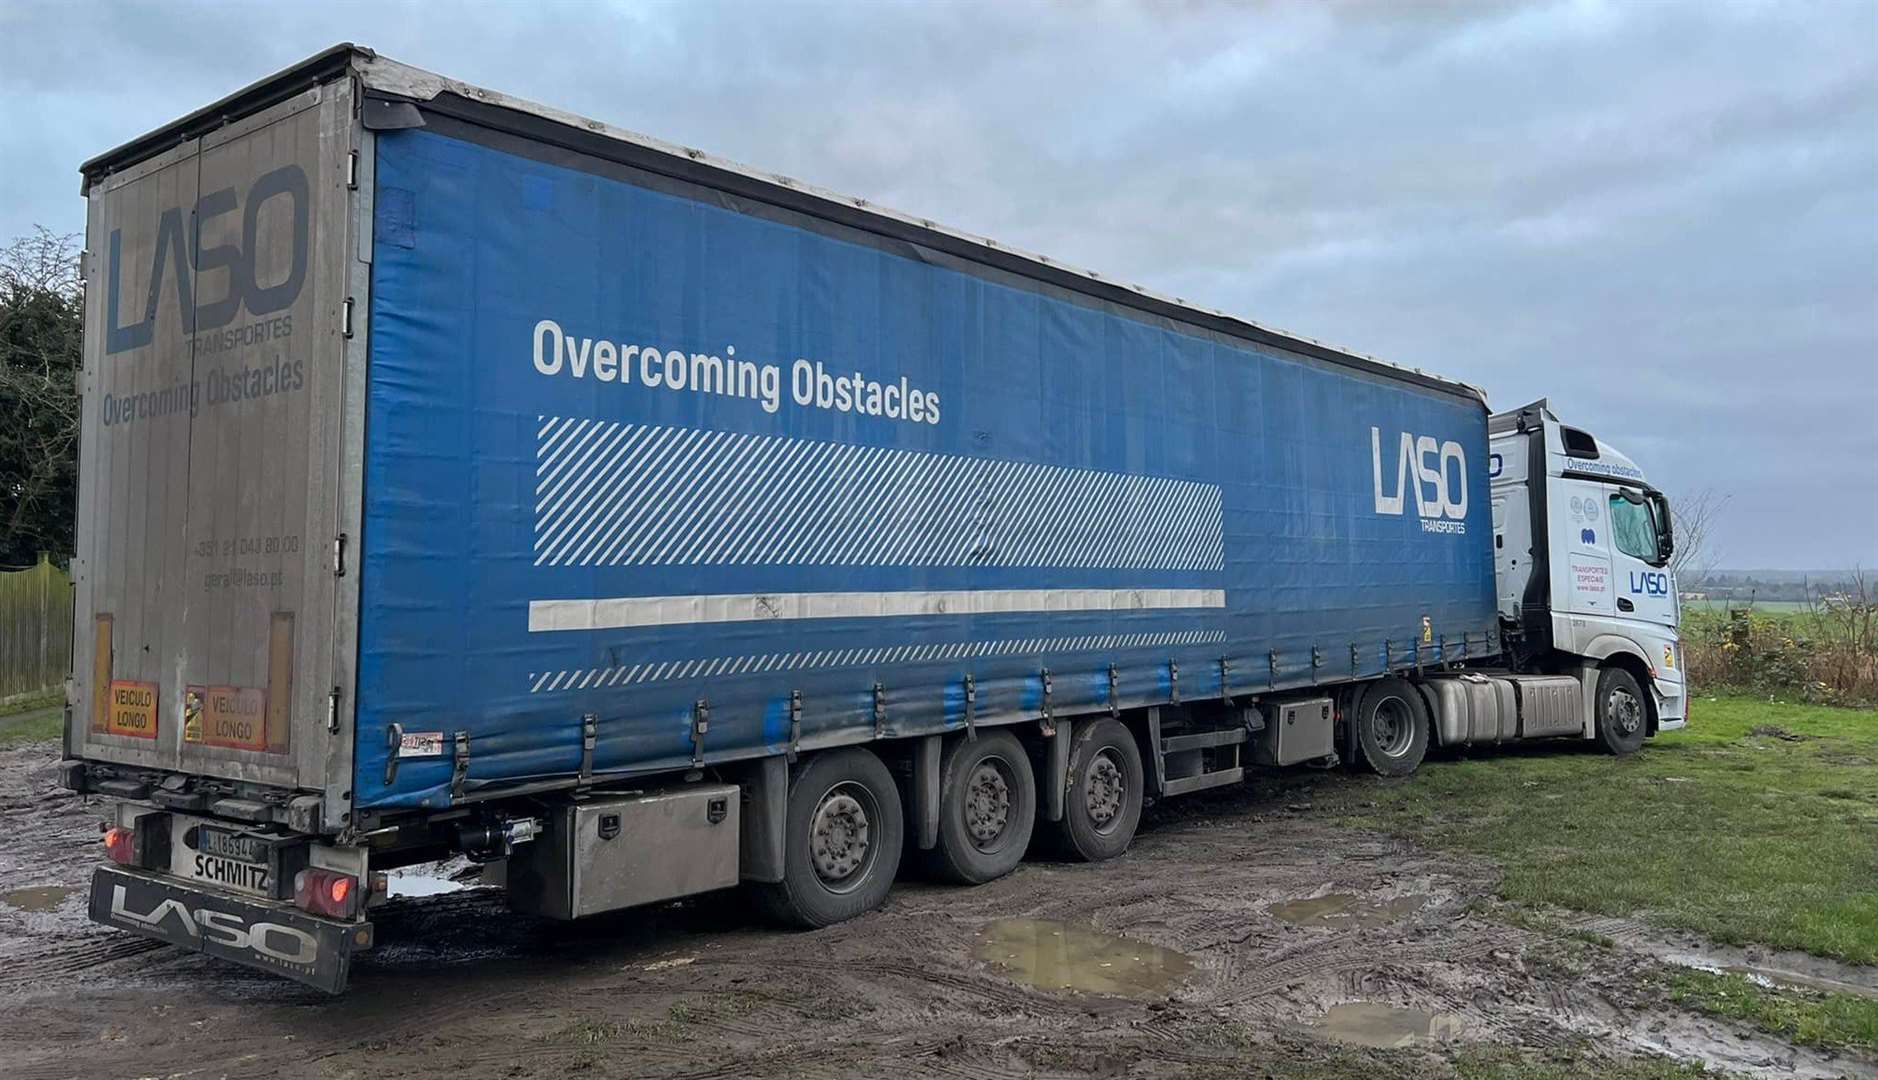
[1353,678,1429,777]
[1049,718,1144,862]
[922,731,1037,885]
[755,748,904,928]
[1595,666,1649,756]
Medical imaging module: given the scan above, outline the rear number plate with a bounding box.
[188,828,271,895]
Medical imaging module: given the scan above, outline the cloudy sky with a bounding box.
[4,0,1874,569]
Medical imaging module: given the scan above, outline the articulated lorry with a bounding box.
[65,46,1684,992]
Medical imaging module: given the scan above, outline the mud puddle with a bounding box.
[1269,892,1425,930]
[1,885,74,913]
[1306,1002,1462,1049]
[976,918,1193,998]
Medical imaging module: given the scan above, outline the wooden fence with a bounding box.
[0,555,73,702]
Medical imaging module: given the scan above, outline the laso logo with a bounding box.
[1629,571,1671,597]
[109,884,318,965]
[106,164,309,355]
[1371,427,1468,534]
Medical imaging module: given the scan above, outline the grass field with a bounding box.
[1680,599,1813,613]
[1332,697,1878,964]
[0,691,61,748]
[1324,695,1878,1056]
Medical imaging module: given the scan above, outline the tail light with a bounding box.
[103,826,136,865]
[101,817,169,868]
[294,868,360,918]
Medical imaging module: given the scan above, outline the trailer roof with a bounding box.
[81,44,1487,406]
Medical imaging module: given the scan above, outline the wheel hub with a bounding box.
[964,761,1012,845]
[1607,688,1642,736]
[809,789,871,886]
[1372,697,1414,757]
[1085,751,1125,829]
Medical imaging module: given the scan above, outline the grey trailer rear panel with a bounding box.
[72,77,360,821]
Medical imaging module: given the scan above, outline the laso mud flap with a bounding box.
[88,866,371,993]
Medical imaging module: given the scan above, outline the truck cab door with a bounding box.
[1602,484,1684,710]
[1553,476,1616,632]
[1606,484,1679,631]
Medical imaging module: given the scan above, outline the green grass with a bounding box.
[0,692,62,748]
[1680,606,1803,629]
[1326,696,1878,965]
[1662,968,1878,1052]
[1682,599,1813,613]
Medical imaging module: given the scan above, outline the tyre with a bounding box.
[1352,678,1429,777]
[1595,666,1649,755]
[923,731,1037,884]
[754,748,904,928]
[1049,718,1144,862]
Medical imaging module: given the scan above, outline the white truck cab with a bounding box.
[1489,400,1685,739]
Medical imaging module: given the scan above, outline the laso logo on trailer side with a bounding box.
[1371,428,1468,535]
[105,165,309,355]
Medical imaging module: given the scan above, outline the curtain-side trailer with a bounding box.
[64,45,1683,992]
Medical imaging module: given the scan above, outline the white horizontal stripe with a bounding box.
[528,588,1225,633]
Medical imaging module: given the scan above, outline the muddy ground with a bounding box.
[1,737,1872,1080]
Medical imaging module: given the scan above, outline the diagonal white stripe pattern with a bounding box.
[533,419,1226,570]
[527,628,1229,693]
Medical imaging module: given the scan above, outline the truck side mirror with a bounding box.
[1650,491,1674,566]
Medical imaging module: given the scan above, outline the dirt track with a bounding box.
[1,738,1871,1080]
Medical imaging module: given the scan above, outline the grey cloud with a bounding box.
[3,0,1872,567]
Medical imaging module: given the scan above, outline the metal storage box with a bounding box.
[509,785,740,919]
[1251,698,1335,766]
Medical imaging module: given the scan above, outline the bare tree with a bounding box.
[0,227,82,298]
[1667,487,1729,586]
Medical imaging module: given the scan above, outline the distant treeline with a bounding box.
[1685,570,1868,605]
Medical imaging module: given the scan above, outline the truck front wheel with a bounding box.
[1353,678,1429,777]
[1049,718,1144,862]
[756,748,905,928]
[1595,666,1649,756]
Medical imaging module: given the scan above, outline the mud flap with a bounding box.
[88,865,368,993]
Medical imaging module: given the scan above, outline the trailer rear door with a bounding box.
[71,81,357,806]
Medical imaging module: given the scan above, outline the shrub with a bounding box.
[1682,575,1878,705]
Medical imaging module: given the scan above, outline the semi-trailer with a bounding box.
[65,45,1685,992]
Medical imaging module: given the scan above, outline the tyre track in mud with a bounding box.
[2,737,1871,1080]
[0,929,167,990]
